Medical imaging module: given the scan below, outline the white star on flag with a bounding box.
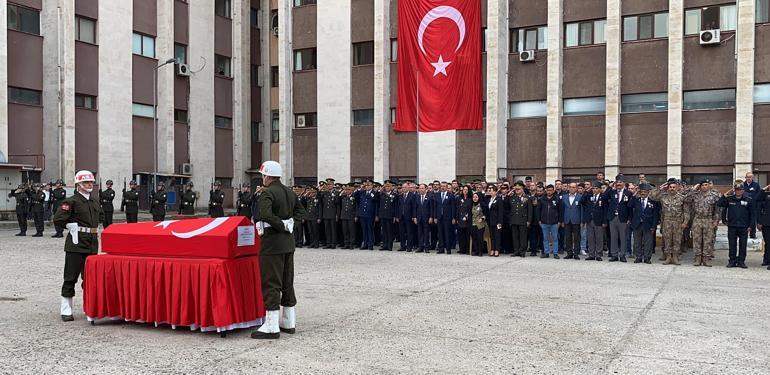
[431,55,452,77]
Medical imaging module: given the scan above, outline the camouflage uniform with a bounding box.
[686,190,722,266]
[650,188,689,264]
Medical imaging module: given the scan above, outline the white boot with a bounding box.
[279,306,296,334]
[251,310,280,339]
[60,297,74,321]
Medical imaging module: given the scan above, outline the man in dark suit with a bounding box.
[581,181,606,261]
[397,182,414,251]
[743,172,762,238]
[377,180,398,251]
[353,180,379,250]
[432,182,456,254]
[602,176,634,262]
[487,185,505,256]
[560,182,583,260]
[630,183,660,264]
[413,183,433,253]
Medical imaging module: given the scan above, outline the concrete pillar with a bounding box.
[486,0,508,182]
[604,0,621,180]
[373,0,390,182]
[156,0,175,175]
[188,0,216,202]
[260,0,272,165]
[734,0,756,176]
[42,0,76,184]
[277,0,294,183]
[418,132,456,183]
[232,0,251,184]
[316,0,351,182]
[0,1,7,161]
[545,0,563,183]
[667,0,684,179]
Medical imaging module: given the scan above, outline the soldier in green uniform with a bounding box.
[339,183,357,249]
[150,182,168,221]
[121,180,140,223]
[251,161,307,340]
[237,183,253,217]
[317,178,340,249]
[29,184,46,236]
[99,180,115,228]
[179,181,197,215]
[8,183,30,236]
[54,171,104,322]
[209,181,225,218]
[51,179,67,237]
[303,186,320,248]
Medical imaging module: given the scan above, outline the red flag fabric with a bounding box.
[395,0,482,132]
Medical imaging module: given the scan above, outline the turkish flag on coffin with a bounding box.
[395,0,482,132]
[101,217,260,259]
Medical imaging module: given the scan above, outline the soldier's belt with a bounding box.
[125,200,137,203]
[77,227,99,234]
[211,202,220,206]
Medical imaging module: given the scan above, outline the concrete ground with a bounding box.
[0,230,768,374]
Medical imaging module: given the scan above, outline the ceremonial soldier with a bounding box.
[179,181,197,215]
[377,180,398,251]
[54,170,103,322]
[303,186,320,248]
[507,181,532,257]
[237,183,253,218]
[150,183,168,221]
[354,180,379,250]
[121,180,140,223]
[650,179,690,265]
[717,184,753,269]
[251,161,306,340]
[51,179,67,237]
[99,180,116,228]
[318,178,340,249]
[209,181,225,218]
[252,185,265,222]
[29,184,46,236]
[8,183,30,236]
[291,186,305,247]
[686,181,722,267]
[339,183,357,249]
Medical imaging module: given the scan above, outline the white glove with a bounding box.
[65,223,79,245]
[282,218,295,234]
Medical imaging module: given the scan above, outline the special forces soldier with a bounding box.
[686,181,722,267]
[237,183,253,217]
[179,181,197,215]
[339,183,357,249]
[99,180,116,228]
[317,179,340,249]
[54,171,104,322]
[121,180,140,223]
[29,184,47,236]
[377,180,398,251]
[51,179,67,237]
[650,179,690,265]
[209,181,225,218]
[8,183,30,236]
[150,183,168,221]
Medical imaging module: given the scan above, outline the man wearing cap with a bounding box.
[51,179,67,237]
[629,183,660,264]
[209,181,226,218]
[507,181,532,257]
[339,183,357,249]
[717,184,753,269]
[378,180,399,251]
[99,180,116,228]
[179,181,197,215]
[8,183,31,236]
[54,171,104,321]
[602,176,634,262]
[291,185,306,246]
[317,178,340,249]
[303,186,320,248]
[650,179,690,265]
[743,172,761,238]
[150,183,168,221]
[353,180,379,250]
[582,181,607,261]
[686,181,722,266]
[29,183,46,237]
[121,181,140,223]
[237,183,253,218]
[251,161,306,339]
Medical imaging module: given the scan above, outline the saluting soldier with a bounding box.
[209,180,225,218]
[377,180,398,251]
[339,183,357,249]
[99,180,116,228]
[354,180,379,250]
[51,179,67,237]
[507,181,533,257]
[150,182,168,221]
[8,183,31,236]
[179,181,197,215]
[121,180,140,223]
[303,186,320,248]
[237,183,253,217]
[54,170,104,322]
[318,178,340,249]
[291,185,305,247]
[29,184,46,237]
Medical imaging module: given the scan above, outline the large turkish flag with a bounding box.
[395,0,482,132]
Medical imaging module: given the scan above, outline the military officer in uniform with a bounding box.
[54,170,104,321]
[686,181,722,267]
[209,181,226,218]
[339,183,357,249]
[251,161,306,340]
[650,179,690,265]
[237,183,253,217]
[99,180,115,228]
[303,186,320,248]
[507,181,533,257]
[317,178,340,249]
[354,180,379,250]
[291,186,305,246]
[28,184,46,236]
[377,180,398,251]
[150,183,168,221]
[718,184,754,269]
[51,179,67,237]
[179,181,197,215]
[8,183,30,236]
[121,180,140,223]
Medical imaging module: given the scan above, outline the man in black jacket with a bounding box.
[539,185,562,259]
[755,186,770,269]
[603,177,634,262]
[582,181,606,261]
[718,184,754,268]
[8,184,30,236]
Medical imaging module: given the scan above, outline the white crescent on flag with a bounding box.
[154,217,230,239]
[417,6,467,77]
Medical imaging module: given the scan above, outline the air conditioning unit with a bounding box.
[296,115,306,128]
[181,163,193,175]
[519,50,535,62]
[176,63,191,77]
[272,27,279,36]
[699,29,721,45]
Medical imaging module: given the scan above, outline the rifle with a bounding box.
[120,177,126,212]
[208,178,214,216]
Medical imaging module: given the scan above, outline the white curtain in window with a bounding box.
[720,5,737,31]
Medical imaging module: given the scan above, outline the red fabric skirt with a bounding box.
[83,254,265,332]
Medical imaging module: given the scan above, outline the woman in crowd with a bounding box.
[470,192,488,257]
[456,185,473,254]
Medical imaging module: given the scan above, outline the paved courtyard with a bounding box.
[0,229,769,374]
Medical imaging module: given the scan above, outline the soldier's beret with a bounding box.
[374,182,382,187]
[347,183,355,187]
[639,183,652,191]
[699,179,709,185]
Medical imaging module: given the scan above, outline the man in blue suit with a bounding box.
[630,183,660,264]
[602,175,634,262]
[353,180,379,250]
[560,182,583,260]
[412,183,433,253]
[433,182,456,254]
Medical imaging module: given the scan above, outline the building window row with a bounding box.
[7,4,40,35]
[174,44,187,64]
[353,41,374,66]
[215,0,231,18]
[685,5,737,35]
[132,33,155,58]
[215,116,232,129]
[75,94,97,110]
[8,87,42,106]
[250,7,259,28]
[759,0,770,23]
[565,19,606,47]
[683,89,735,110]
[271,111,280,143]
[75,16,96,44]
[174,109,188,123]
[293,0,317,6]
[132,103,155,118]
[293,48,317,71]
[510,26,547,52]
[623,12,668,42]
[756,83,770,104]
[353,109,374,126]
[215,54,231,77]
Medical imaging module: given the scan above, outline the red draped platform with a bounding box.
[83,217,265,333]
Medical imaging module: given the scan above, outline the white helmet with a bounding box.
[74,170,96,184]
[259,161,282,177]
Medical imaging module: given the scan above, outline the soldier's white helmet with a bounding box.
[74,170,96,184]
[259,161,282,177]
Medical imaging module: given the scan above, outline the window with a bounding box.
[75,94,97,109]
[132,103,155,118]
[251,65,260,86]
[174,109,188,123]
[353,109,374,126]
[563,97,606,116]
[390,108,396,124]
[353,41,374,66]
[390,39,398,62]
[132,33,155,58]
[271,66,279,87]
[215,116,232,129]
[510,26,547,52]
[624,13,668,41]
[685,9,701,35]
[482,28,488,52]
[251,121,262,143]
[215,54,231,77]
[7,4,40,35]
[720,5,737,30]
[174,44,187,64]
[8,87,41,106]
[565,19,606,47]
[683,89,736,110]
[75,16,96,44]
[295,113,317,128]
[293,0,316,5]
[250,8,258,28]
[271,111,279,143]
[621,93,668,113]
[654,13,669,38]
[759,0,770,23]
[509,101,547,119]
[293,48,317,71]
[685,5,737,35]
[215,0,231,18]
[755,83,770,104]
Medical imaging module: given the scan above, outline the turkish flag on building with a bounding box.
[395,0,482,132]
